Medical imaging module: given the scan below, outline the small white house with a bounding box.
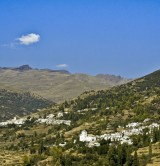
[57,112,63,118]
[88,141,100,147]
[46,114,54,119]
[59,142,66,147]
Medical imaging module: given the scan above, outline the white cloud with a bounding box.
[56,64,69,68]
[17,33,40,45]
[1,33,40,48]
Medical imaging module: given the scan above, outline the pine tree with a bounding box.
[159,141,160,150]
[132,151,139,166]
[38,140,44,154]
[107,145,117,166]
[117,144,128,165]
[125,148,132,166]
[152,128,157,143]
[148,143,152,162]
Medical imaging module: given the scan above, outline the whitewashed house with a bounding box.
[59,142,66,147]
[88,141,100,147]
[57,112,63,118]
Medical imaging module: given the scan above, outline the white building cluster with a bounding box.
[0,113,71,127]
[99,132,132,145]
[0,117,26,126]
[36,118,71,126]
[79,120,160,147]
[36,114,71,126]
[77,108,97,113]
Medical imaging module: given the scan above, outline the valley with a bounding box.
[0,69,160,165]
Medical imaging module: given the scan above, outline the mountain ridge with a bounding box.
[0,65,71,74]
[0,65,130,102]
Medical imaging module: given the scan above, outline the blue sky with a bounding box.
[0,0,160,78]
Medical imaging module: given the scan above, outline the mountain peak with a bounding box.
[15,65,32,71]
[0,65,71,74]
[96,74,126,83]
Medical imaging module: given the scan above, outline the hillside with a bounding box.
[0,70,160,165]
[0,89,52,122]
[0,65,129,103]
[39,69,160,139]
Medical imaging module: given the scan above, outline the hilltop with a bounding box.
[0,65,129,103]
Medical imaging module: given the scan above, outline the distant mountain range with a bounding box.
[0,65,129,102]
[0,65,70,74]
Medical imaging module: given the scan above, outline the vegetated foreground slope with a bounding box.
[65,69,160,124]
[0,65,129,103]
[32,69,160,165]
[0,89,52,122]
[1,70,160,165]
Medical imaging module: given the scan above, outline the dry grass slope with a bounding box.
[0,151,25,166]
[136,142,160,166]
[0,68,128,102]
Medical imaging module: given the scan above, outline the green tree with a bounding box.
[148,143,152,162]
[23,155,30,166]
[107,145,117,166]
[125,152,132,166]
[38,140,45,154]
[132,151,139,166]
[51,147,62,165]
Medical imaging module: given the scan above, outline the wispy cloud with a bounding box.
[16,33,40,45]
[1,43,16,48]
[56,64,69,68]
[1,33,40,48]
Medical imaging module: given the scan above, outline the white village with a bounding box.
[0,112,159,148]
[79,120,160,147]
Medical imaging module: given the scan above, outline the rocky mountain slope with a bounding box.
[0,65,129,103]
